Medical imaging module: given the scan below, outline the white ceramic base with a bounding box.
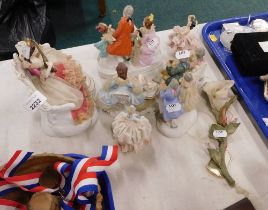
[157,109,197,138]
[40,107,98,137]
[97,51,164,80]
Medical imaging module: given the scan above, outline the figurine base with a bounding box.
[156,109,197,138]
[40,108,98,137]
[97,52,164,80]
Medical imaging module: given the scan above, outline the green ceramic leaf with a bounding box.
[208,148,221,165]
[226,122,240,135]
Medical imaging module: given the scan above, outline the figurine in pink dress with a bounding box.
[168,15,200,53]
[138,14,160,66]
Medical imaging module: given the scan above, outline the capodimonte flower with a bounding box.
[203,80,235,112]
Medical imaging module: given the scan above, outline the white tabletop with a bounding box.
[0,24,268,210]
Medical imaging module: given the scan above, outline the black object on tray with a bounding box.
[223,198,256,210]
[231,32,268,76]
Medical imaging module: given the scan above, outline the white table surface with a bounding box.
[1,24,268,210]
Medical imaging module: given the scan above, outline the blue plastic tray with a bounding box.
[202,13,268,140]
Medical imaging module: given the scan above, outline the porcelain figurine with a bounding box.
[136,14,161,67]
[168,15,200,54]
[156,78,197,138]
[260,74,268,101]
[161,59,190,85]
[179,72,201,112]
[94,23,115,58]
[98,62,144,112]
[161,47,206,86]
[96,9,163,80]
[14,40,97,137]
[159,79,184,128]
[138,74,159,99]
[106,5,134,59]
[112,106,152,152]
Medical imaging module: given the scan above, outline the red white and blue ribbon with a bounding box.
[0,145,118,210]
[0,199,27,210]
[0,151,56,196]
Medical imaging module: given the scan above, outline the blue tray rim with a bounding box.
[202,12,268,140]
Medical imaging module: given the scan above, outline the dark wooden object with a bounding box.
[223,198,256,210]
[99,0,106,18]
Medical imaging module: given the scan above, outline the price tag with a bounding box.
[16,42,31,59]
[22,45,31,59]
[24,91,47,112]
[175,50,190,60]
[147,37,159,50]
[213,130,227,138]
[166,103,181,113]
[113,93,130,104]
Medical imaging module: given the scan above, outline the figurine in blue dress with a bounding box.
[98,62,145,111]
[159,79,184,128]
[94,23,115,58]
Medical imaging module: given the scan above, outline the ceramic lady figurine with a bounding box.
[137,14,161,67]
[94,23,115,58]
[156,78,198,138]
[179,72,201,112]
[14,40,97,137]
[159,79,183,128]
[106,5,134,59]
[168,15,200,54]
[112,105,152,152]
[98,62,144,112]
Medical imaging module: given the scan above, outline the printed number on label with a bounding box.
[166,103,181,113]
[24,91,47,112]
[175,50,190,60]
[213,130,227,138]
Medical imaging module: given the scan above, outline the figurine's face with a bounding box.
[96,23,107,33]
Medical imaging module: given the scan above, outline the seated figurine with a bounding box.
[161,59,190,85]
[14,39,97,137]
[161,48,206,85]
[112,106,152,152]
[98,62,145,112]
[168,15,200,54]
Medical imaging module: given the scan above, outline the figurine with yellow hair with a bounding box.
[132,13,160,66]
[140,13,156,35]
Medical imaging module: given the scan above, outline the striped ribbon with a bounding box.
[0,145,118,210]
